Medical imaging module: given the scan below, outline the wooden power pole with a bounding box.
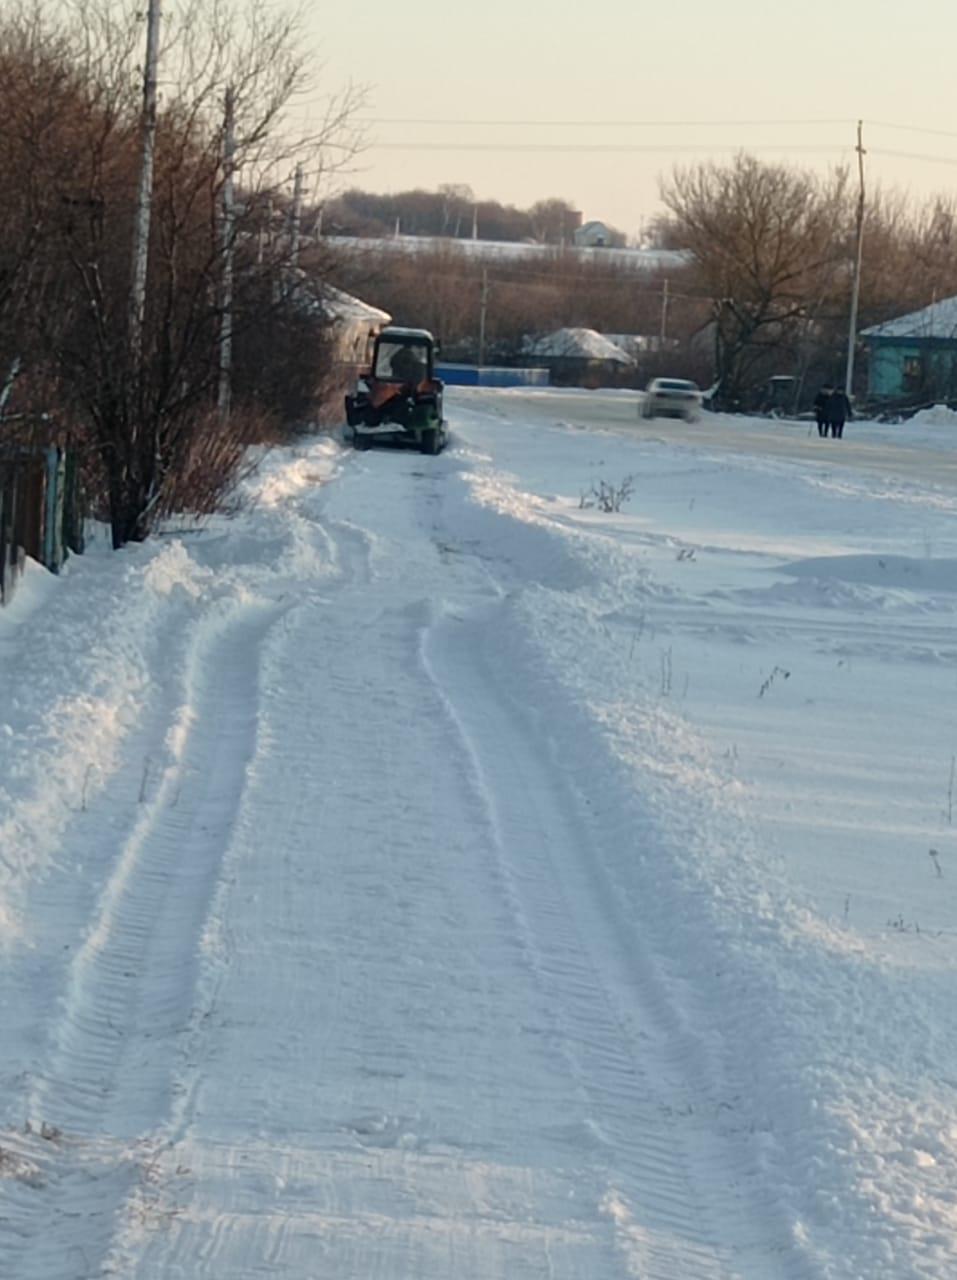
[478,267,489,368]
[290,163,304,271]
[844,120,866,398]
[660,278,670,345]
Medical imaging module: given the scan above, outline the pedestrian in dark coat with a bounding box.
[827,387,852,439]
[813,386,831,437]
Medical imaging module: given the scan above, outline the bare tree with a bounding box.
[10,0,363,546]
[437,183,474,238]
[660,155,850,408]
[528,198,580,246]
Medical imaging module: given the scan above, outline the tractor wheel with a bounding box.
[354,431,370,450]
[420,428,439,455]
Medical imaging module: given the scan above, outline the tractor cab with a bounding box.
[372,328,435,385]
[345,326,448,454]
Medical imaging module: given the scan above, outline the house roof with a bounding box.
[320,284,391,326]
[862,295,957,340]
[523,327,632,363]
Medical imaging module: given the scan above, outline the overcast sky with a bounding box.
[295,0,957,240]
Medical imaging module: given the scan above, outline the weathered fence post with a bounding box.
[0,434,84,604]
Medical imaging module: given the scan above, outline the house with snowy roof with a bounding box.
[861,296,957,402]
[522,327,633,387]
[319,284,391,369]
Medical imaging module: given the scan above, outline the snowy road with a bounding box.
[484,385,957,486]
[3,392,957,1278]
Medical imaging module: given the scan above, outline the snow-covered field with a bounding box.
[2,388,957,1278]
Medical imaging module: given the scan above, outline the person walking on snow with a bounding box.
[813,385,831,437]
[827,387,852,439]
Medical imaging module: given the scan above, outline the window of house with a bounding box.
[902,354,924,393]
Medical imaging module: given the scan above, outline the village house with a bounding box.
[522,327,633,387]
[573,220,614,249]
[861,296,957,404]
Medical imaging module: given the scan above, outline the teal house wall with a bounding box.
[865,338,957,398]
[862,297,957,401]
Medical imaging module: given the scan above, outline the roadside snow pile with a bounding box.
[0,439,345,940]
[910,403,957,427]
[783,552,957,594]
[0,539,211,938]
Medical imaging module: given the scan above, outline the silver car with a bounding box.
[640,377,702,421]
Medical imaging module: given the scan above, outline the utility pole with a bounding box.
[289,163,304,271]
[129,0,161,369]
[660,278,670,345]
[218,86,236,419]
[845,119,866,398]
[478,267,489,368]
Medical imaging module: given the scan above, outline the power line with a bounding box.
[370,142,851,155]
[870,146,957,168]
[302,113,957,157]
[352,115,957,142]
[869,121,957,142]
[288,112,957,161]
[358,116,853,129]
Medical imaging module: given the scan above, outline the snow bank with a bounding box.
[909,403,957,427]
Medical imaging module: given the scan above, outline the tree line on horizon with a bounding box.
[325,160,957,410]
[322,185,629,248]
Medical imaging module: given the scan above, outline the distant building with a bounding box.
[573,220,613,249]
[602,333,679,359]
[523,327,633,387]
[861,296,957,402]
[319,285,391,369]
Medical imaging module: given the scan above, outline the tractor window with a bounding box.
[375,341,428,381]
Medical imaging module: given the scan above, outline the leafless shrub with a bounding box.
[154,403,270,519]
[579,474,635,513]
[757,665,790,698]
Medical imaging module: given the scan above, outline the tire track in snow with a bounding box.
[422,602,802,1280]
[0,601,283,1280]
[114,483,632,1280]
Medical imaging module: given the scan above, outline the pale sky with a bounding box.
[294,0,957,240]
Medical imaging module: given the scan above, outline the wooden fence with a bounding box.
[0,443,84,605]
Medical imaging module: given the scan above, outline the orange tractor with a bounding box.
[345,327,448,454]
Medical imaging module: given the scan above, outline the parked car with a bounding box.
[640,377,702,421]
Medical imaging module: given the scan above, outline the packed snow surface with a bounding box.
[2,389,957,1278]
